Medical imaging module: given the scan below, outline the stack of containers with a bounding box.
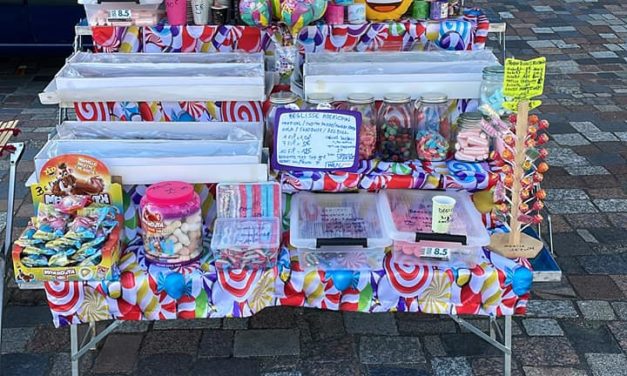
[211,182,282,269]
[290,192,391,270]
[79,0,165,26]
[378,190,490,267]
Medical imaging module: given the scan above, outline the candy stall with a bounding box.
[1,0,561,375]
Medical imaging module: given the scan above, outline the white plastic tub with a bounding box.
[79,0,164,26]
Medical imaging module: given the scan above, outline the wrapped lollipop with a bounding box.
[240,0,272,26]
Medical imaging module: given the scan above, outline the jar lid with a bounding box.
[419,92,448,104]
[459,112,484,129]
[270,91,299,104]
[146,181,195,206]
[483,65,504,75]
[307,92,334,104]
[347,93,374,104]
[383,93,410,104]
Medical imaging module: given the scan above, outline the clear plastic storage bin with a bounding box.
[378,190,489,266]
[79,0,164,26]
[211,218,281,269]
[290,192,391,270]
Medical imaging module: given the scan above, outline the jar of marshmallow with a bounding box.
[140,181,203,266]
[453,112,490,162]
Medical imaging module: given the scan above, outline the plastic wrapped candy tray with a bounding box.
[378,189,490,267]
[211,218,281,269]
[290,192,391,270]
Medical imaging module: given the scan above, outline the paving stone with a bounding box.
[302,309,345,341]
[532,278,578,299]
[422,335,446,357]
[545,189,589,201]
[48,352,95,376]
[359,336,424,365]
[430,357,472,376]
[113,321,151,333]
[367,366,430,376]
[545,200,598,214]
[191,358,261,376]
[578,255,627,275]
[136,354,194,376]
[593,199,627,213]
[607,321,627,352]
[564,213,612,229]
[513,337,579,366]
[0,353,50,376]
[585,132,620,142]
[522,367,587,376]
[565,166,611,175]
[250,307,297,329]
[93,334,142,374]
[140,330,201,356]
[153,318,221,330]
[3,305,52,328]
[198,330,233,358]
[570,275,624,299]
[551,133,590,146]
[525,300,579,318]
[440,333,499,356]
[585,353,627,376]
[396,316,456,335]
[570,121,601,133]
[607,213,627,230]
[471,357,523,376]
[299,360,363,376]
[301,336,357,363]
[263,372,301,376]
[222,318,249,330]
[611,302,627,320]
[234,329,300,357]
[522,319,564,336]
[26,326,70,353]
[256,355,300,373]
[344,312,398,335]
[576,229,598,243]
[1,327,35,354]
[593,242,627,255]
[552,233,595,256]
[545,146,589,167]
[576,300,617,320]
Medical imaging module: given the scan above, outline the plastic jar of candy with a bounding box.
[348,93,377,160]
[414,93,451,161]
[454,112,490,162]
[140,181,203,266]
[479,65,506,115]
[265,92,299,148]
[378,93,414,162]
[304,93,334,110]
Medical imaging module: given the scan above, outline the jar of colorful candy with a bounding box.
[140,181,203,266]
[348,93,377,160]
[378,93,414,162]
[265,92,299,149]
[414,93,451,161]
[454,112,490,162]
[479,65,506,115]
[304,93,334,110]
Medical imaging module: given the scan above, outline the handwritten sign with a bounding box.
[272,109,361,172]
[503,57,546,100]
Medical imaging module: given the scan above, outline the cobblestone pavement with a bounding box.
[1,0,627,375]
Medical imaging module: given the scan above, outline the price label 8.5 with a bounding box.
[421,247,450,260]
[108,9,132,20]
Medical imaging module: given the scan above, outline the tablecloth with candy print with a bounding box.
[43,184,530,328]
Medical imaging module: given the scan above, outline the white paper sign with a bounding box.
[421,246,450,260]
[272,109,361,172]
[108,9,132,20]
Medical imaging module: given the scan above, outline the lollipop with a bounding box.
[280,0,327,36]
[240,0,272,26]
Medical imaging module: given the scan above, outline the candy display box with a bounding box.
[290,192,391,270]
[79,0,165,27]
[378,189,490,266]
[211,218,281,269]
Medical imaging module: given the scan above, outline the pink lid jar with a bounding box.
[140,181,203,265]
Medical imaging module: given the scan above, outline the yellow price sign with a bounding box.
[503,57,546,100]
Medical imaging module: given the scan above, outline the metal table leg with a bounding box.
[70,320,122,376]
[504,315,512,376]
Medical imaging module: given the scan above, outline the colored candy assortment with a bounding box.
[347,93,377,160]
[414,93,450,161]
[140,181,203,266]
[416,130,449,161]
[378,94,413,162]
[454,112,490,162]
[216,182,282,218]
[16,202,118,268]
[211,218,280,269]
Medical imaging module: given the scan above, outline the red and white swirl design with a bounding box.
[75,102,110,121]
[45,281,85,315]
[217,268,262,298]
[383,254,432,296]
[220,101,263,122]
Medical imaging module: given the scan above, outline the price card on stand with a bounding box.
[108,9,133,21]
[502,57,546,111]
[420,246,450,260]
[271,109,361,172]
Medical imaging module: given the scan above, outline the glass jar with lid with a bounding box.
[347,93,377,160]
[304,93,334,110]
[265,91,299,149]
[453,112,490,162]
[378,93,413,162]
[414,93,451,161]
[479,65,507,116]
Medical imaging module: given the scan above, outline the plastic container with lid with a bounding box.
[290,192,391,270]
[79,0,165,26]
[414,93,451,162]
[140,181,203,266]
[265,91,299,149]
[378,189,489,266]
[211,217,281,269]
[378,93,414,162]
[454,112,490,162]
[348,93,377,161]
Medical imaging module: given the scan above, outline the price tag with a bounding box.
[420,247,450,260]
[108,9,133,21]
